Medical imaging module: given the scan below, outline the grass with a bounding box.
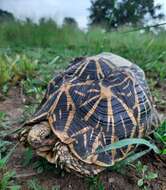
[154,120,166,154]
[0,19,165,190]
[0,20,166,81]
[0,170,20,190]
[0,141,19,190]
[0,57,10,87]
[0,110,20,190]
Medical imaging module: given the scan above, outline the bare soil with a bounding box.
[0,86,166,190]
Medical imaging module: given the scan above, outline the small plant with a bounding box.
[0,57,10,87]
[32,157,60,175]
[28,179,60,190]
[27,179,45,190]
[22,147,33,167]
[51,186,60,190]
[0,111,6,122]
[21,78,44,102]
[135,161,158,190]
[85,176,105,190]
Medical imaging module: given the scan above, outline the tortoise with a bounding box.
[19,52,160,176]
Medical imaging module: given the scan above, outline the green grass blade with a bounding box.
[0,143,18,168]
[110,148,152,168]
[96,138,160,154]
[0,171,16,190]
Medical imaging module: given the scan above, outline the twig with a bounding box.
[14,172,38,178]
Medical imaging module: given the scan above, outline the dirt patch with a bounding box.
[0,86,23,122]
[0,87,166,190]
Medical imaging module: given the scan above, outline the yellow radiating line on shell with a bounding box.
[107,98,113,132]
[71,80,93,87]
[50,90,63,114]
[71,126,90,138]
[101,57,116,69]
[109,76,130,88]
[120,115,133,156]
[120,115,127,138]
[32,89,60,121]
[28,112,48,124]
[96,60,104,79]
[87,89,99,93]
[84,97,102,121]
[78,60,90,77]
[64,92,76,132]
[134,84,141,131]
[74,90,85,97]
[107,98,116,165]
[112,94,137,126]
[80,95,100,107]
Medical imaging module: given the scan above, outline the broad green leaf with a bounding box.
[146,172,158,180]
[137,179,144,187]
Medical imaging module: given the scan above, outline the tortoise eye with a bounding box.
[45,134,50,139]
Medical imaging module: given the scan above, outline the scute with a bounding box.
[26,52,157,167]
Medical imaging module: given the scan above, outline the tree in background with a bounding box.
[89,0,165,29]
[0,9,14,22]
[63,17,78,28]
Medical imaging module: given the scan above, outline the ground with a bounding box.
[0,84,166,190]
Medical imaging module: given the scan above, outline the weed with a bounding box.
[51,186,60,190]
[27,179,60,190]
[21,148,61,175]
[85,176,105,190]
[32,157,61,175]
[22,147,33,167]
[27,179,45,190]
[135,161,158,190]
[0,112,6,122]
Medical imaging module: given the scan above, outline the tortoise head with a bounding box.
[27,122,56,150]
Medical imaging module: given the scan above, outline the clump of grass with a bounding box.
[0,57,10,87]
[0,20,166,79]
[0,53,39,94]
[0,170,20,190]
[0,141,19,190]
[0,110,20,189]
[10,54,38,83]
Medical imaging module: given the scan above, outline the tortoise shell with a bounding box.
[26,52,159,166]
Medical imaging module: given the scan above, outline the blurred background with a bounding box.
[0,0,166,29]
[0,0,166,46]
